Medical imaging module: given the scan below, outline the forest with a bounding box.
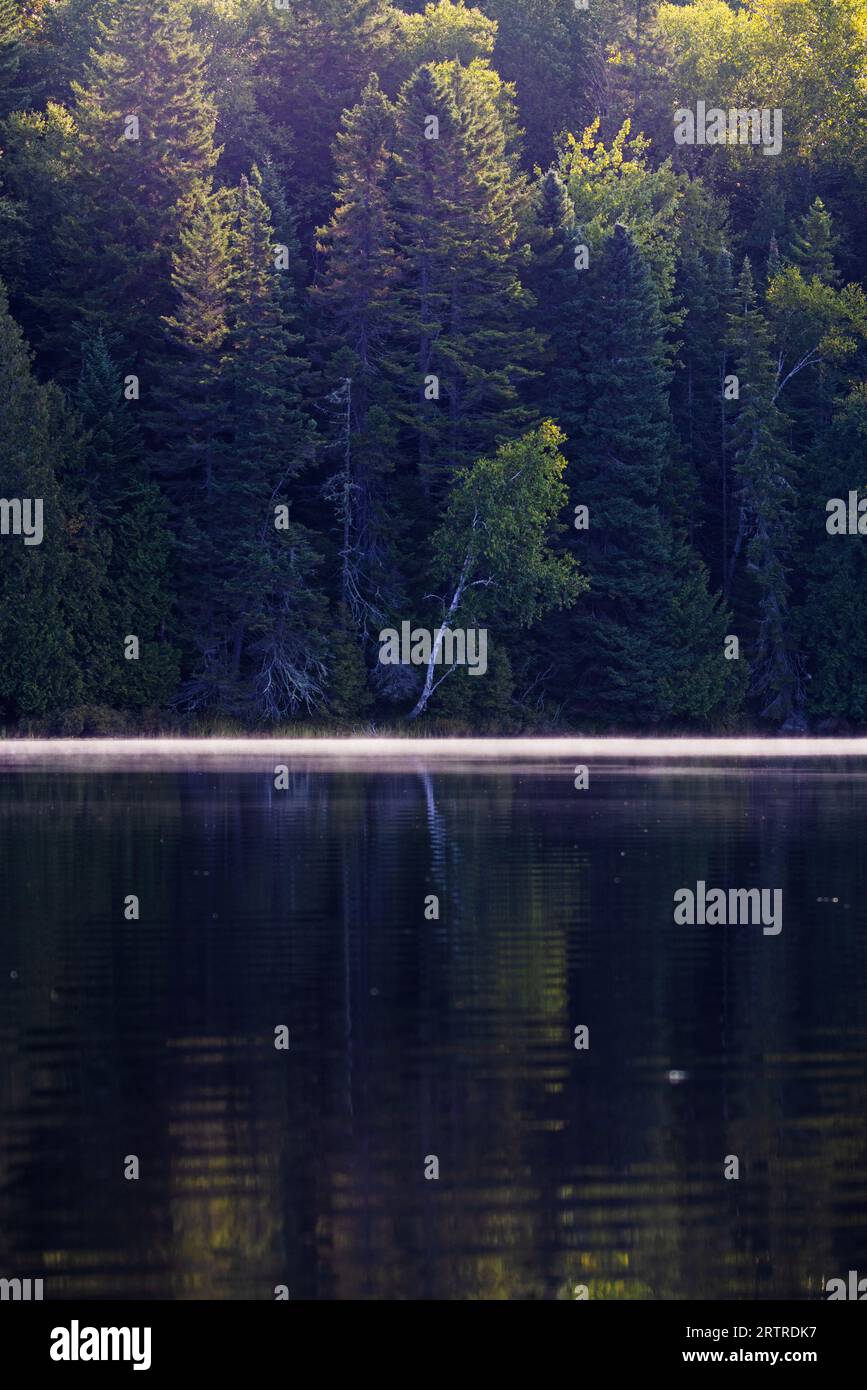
[0,0,865,734]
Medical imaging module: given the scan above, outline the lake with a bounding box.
[1,740,866,1300]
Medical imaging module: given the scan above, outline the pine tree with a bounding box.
[726,258,801,725]
[391,59,540,499]
[47,0,219,368]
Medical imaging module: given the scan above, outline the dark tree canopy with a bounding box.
[1,0,866,732]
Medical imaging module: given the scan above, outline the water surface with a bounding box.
[1,751,866,1299]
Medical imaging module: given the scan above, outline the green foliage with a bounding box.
[0,281,84,717]
[391,58,540,497]
[0,0,23,117]
[482,0,599,169]
[48,0,220,363]
[658,0,867,175]
[543,223,740,725]
[726,258,800,724]
[390,1,496,77]
[74,328,180,709]
[557,119,687,320]
[254,0,395,232]
[796,385,867,724]
[430,421,584,628]
[0,0,865,731]
[326,603,374,718]
[789,198,840,286]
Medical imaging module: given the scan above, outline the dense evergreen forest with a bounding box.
[1,0,866,734]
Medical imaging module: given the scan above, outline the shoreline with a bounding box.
[2,734,867,767]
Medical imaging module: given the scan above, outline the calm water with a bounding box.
[2,753,867,1300]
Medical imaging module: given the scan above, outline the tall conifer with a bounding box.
[726,258,801,725]
[48,0,219,366]
[391,60,540,499]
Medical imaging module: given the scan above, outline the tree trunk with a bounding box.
[406,549,473,720]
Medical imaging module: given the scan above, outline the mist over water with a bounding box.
[2,752,867,1299]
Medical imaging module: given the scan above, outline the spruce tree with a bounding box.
[391,59,540,500]
[224,171,326,720]
[547,224,738,725]
[311,76,403,634]
[668,183,734,581]
[714,248,740,597]
[726,258,801,725]
[229,172,312,483]
[0,283,86,719]
[257,0,394,235]
[789,198,840,285]
[47,0,219,368]
[526,166,574,401]
[74,328,179,709]
[796,385,867,725]
[149,188,234,707]
[326,602,374,719]
[481,0,599,169]
[149,175,327,719]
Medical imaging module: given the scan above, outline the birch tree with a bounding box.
[407,422,585,719]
